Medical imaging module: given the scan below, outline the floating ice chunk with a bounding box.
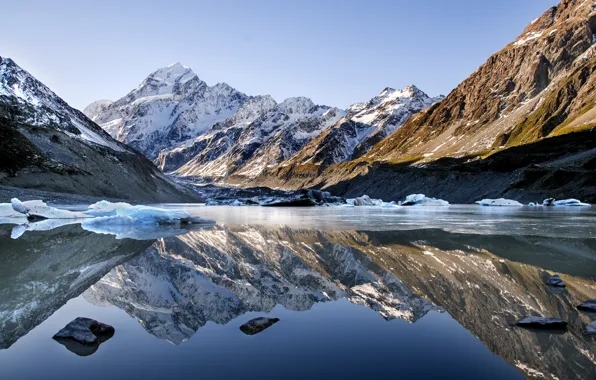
[346,195,397,207]
[10,198,90,219]
[543,198,590,207]
[86,200,133,216]
[82,205,212,225]
[1,200,44,218]
[475,198,523,207]
[399,194,449,206]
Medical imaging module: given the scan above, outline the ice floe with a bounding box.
[2,199,214,239]
[398,194,449,206]
[10,198,90,219]
[476,198,523,207]
[346,195,398,207]
[542,198,590,207]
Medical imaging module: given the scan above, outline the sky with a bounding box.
[1,0,558,111]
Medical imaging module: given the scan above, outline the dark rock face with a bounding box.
[260,189,342,207]
[239,317,280,335]
[53,317,114,356]
[516,316,568,330]
[547,274,566,287]
[577,299,596,312]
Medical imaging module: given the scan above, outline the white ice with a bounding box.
[5,199,214,239]
[476,198,523,206]
[475,198,523,207]
[399,194,449,206]
[545,198,591,207]
[346,195,399,207]
[10,198,90,219]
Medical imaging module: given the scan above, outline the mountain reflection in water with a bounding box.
[0,222,595,379]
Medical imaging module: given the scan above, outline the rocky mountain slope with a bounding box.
[242,0,596,202]
[86,63,249,159]
[162,97,345,179]
[277,86,442,170]
[0,57,195,202]
[87,65,440,182]
[364,0,596,162]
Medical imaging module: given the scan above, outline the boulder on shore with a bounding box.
[546,274,565,287]
[239,317,280,335]
[577,299,596,313]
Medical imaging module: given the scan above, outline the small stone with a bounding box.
[546,274,565,287]
[577,299,596,313]
[239,317,280,335]
[516,316,568,330]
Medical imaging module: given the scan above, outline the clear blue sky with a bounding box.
[1,0,557,110]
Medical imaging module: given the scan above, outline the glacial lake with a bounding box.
[0,205,595,379]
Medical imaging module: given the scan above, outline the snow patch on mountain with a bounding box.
[0,57,125,152]
[89,63,249,158]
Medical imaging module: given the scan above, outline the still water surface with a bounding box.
[0,205,595,379]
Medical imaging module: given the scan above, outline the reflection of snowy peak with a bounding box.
[156,97,345,177]
[283,85,442,167]
[0,225,152,349]
[85,226,437,344]
[89,63,249,159]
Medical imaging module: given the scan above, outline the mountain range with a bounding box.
[1,0,595,203]
[85,65,440,182]
[0,57,194,201]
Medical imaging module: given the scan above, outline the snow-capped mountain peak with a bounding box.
[278,96,317,115]
[88,63,249,159]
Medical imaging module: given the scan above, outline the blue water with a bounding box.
[1,205,595,379]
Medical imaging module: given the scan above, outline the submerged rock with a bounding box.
[577,299,596,313]
[53,317,115,356]
[239,317,280,335]
[584,321,596,335]
[546,274,566,287]
[516,316,568,330]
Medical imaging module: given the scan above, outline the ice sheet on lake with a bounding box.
[543,198,590,207]
[346,195,398,207]
[399,194,449,206]
[4,199,214,239]
[10,198,90,219]
[0,200,46,218]
[476,198,523,207]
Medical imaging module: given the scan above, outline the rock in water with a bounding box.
[516,316,568,330]
[239,317,280,335]
[585,321,596,335]
[577,299,596,313]
[53,317,115,356]
[546,274,565,287]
